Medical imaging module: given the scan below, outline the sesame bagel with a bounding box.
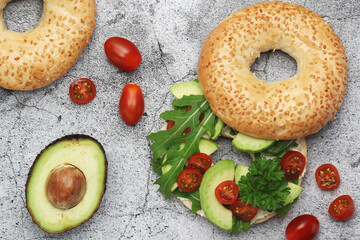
[0,0,96,90]
[198,1,348,140]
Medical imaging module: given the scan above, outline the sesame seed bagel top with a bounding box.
[0,0,96,90]
[198,1,348,140]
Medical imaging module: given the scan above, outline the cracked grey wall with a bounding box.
[0,0,359,239]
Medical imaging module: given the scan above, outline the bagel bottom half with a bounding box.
[177,135,307,226]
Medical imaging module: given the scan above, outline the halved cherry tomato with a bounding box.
[280,151,306,179]
[328,195,354,220]
[187,153,212,174]
[119,84,144,125]
[167,105,193,134]
[230,200,257,221]
[69,78,96,104]
[215,180,239,205]
[315,164,340,190]
[285,215,319,240]
[104,37,142,71]
[177,168,202,192]
[167,120,175,130]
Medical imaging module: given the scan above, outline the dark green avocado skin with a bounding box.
[25,134,107,234]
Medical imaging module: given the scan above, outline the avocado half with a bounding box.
[26,134,107,233]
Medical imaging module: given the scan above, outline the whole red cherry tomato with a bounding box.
[69,78,96,104]
[285,215,319,240]
[315,164,340,190]
[215,180,239,205]
[230,200,257,221]
[119,84,144,125]
[328,195,354,220]
[104,37,142,71]
[280,151,306,179]
[177,168,203,192]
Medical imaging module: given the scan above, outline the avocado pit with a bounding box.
[46,164,87,209]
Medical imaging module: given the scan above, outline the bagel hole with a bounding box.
[250,50,297,83]
[3,0,43,32]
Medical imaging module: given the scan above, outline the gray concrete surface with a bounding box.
[0,0,359,239]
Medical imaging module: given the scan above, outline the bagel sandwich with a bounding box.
[147,1,346,234]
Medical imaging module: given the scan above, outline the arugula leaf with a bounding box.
[173,188,201,214]
[261,139,298,157]
[275,198,298,218]
[238,156,290,211]
[230,215,251,235]
[147,95,217,199]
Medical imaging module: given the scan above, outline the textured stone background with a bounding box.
[0,0,359,239]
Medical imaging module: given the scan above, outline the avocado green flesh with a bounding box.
[26,137,106,233]
[234,164,249,184]
[170,80,203,99]
[200,160,235,231]
[162,139,219,191]
[284,183,302,205]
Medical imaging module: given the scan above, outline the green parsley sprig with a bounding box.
[238,156,290,211]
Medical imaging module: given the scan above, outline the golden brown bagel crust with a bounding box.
[0,0,96,90]
[198,1,347,140]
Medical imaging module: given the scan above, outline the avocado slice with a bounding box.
[284,183,302,205]
[234,164,249,184]
[169,80,203,99]
[26,135,107,233]
[200,160,235,231]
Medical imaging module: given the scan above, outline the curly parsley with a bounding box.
[238,156,290,211]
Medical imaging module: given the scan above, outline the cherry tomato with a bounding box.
[328,195,354,220]
[119,84,144,125]
[187,153,212,174]
[215,180,239,205]
[230,200,257,221]
[315,164,340,190]
[69,78,96,104]
[177,168,202,193]
[167,120,175,130]
[285,215,319,240]
[104,37,142,71]
[280,151,306,179]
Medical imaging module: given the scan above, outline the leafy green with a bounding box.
[261,139,298,157]
[238,156,290,211]
[275,198,298,218]
[230,215,251,235]
[173,188,201,214]
[230,128,238,136]
[147,95,217,199]
[288,177,299,185]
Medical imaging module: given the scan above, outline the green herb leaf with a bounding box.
[147,95,217,199]
[238,156,290,211]
[261,139,298,157]
[230,215,251,234]
[173,188,201,214]
[275,198,298,218]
